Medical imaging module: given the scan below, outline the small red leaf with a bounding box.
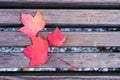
[18,10,46,36]
[48,27,67,46]
[23,36,48,67]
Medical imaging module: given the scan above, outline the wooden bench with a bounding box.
[0,0,120,79]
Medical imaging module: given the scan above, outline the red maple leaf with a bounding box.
[18,10,46,36]
[48,27,67,46]
[23,36,48,67]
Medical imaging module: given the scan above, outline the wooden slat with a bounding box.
[2,76,120,80]
[0,53,120,68]
[0,0,120,2]
[0,32,120,46]
[0,9,120,24]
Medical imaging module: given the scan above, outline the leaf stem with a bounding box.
[48,53,79,71]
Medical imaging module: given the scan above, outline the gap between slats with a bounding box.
[1,24,120,28]
[1,71,120,76]
[0,1,119,9]
[1,0,120,2]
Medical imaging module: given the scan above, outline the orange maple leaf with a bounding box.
[48,27,67,46]
[23,36,48,67]
[18,10,46,36]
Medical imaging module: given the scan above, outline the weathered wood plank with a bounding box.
[0,32,120,46]
[0,0,120,2]
[2,76,120,80]
[0,53,120,68]
[0,9,120,24]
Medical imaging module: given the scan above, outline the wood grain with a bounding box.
[2,76,120,80]
[0,0,120,2]
[0,32,120,46]
[0,53,120,68]
[0,9,120,24]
